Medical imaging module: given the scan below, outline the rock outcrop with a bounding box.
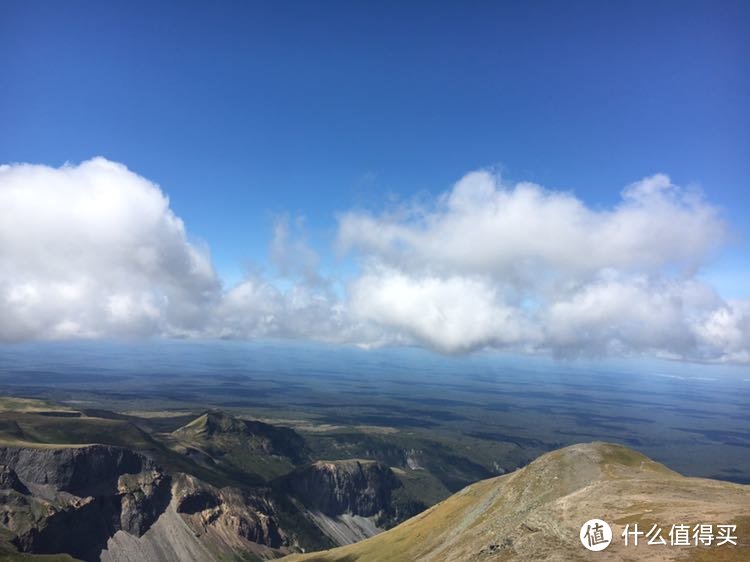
[0,464,29,494]
[280,460,400,519]
[0,444,161,498]
[277,459,402,545]
[0,444,293,561]
[101,473,291,562]
[173,473,286,548]
[0,445,171,561]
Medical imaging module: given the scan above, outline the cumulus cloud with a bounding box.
[0,159,358,345]
[0,158,747,363]
[338,170,749,362]
[693,300,750,363]
[338,171,725,279]
[0,158,220,340]
[348,267,538,353]
[214,276,360,343]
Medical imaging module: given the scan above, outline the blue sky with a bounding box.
[1,1,748,362]
[3,0,748,284]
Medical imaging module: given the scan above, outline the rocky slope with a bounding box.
[280,460,399,519]
[0,444,294,561]
[102,473,290,562]
[166,413,415,547]
[0,429,411,560]
[276,459,404,545]
[0,404,519,557]
[0,445,171,561]
[282,442,750,561]
[166,413,413,547]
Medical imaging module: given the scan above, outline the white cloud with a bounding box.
[348,267,538,353]
[0,158,220,340]
[0,158,747,364]
[338,170,749,362]
[338,171,725,279]
[214,275,355,343]
[542,274,718,356]
[694,300,750,363]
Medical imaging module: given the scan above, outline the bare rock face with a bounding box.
[0,444,297,561]
[0,445,171,562]
[0,464,29,494]
[100,473,293,562]
[0,445,159,497]
[173,473,287,549]
[118,469,172,536]
[280,460,400,519]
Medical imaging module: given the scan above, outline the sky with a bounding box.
[1,1,749,364]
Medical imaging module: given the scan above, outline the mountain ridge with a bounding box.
[1,401,746,561]
[282,442,750,561]
[0,410,417,560]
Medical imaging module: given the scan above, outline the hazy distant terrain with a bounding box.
[0,342,748,560]
[1,341,747,484]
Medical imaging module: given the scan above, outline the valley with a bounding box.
[0,396,516,561]
[0,343,747,561]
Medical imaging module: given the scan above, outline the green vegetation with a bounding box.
[166,411,307,482]
[0,393,748,562]
[0,409,256,489]
[0,397,77,415]
[0,394,524,518]
[0,395,522,557]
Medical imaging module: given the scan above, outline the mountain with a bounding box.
[275,460,402,545]
[103,472,289,562]
[0,410,413,561]
[4,400,745,561]
[281,442,750,561]
[0,443,300,561]
[166,411,309,483]
[0,445,172,561]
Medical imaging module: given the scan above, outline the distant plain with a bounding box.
[0,340,747,484]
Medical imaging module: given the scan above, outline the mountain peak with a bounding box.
[176,411,248,437]
[171,410,310,471]
[283,442,749,561]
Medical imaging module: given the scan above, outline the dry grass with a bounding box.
[281,443,750,562]
[0,397,77,415]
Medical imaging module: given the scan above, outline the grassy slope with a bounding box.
[282,442,750,562]
[13,399,744,561]
[0,406,253,489]
[164,412,303,483]
[0,398,78,415]
[0,399,527,559]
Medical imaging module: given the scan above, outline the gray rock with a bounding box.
[280,459,400,518]
[0,445,170,561]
